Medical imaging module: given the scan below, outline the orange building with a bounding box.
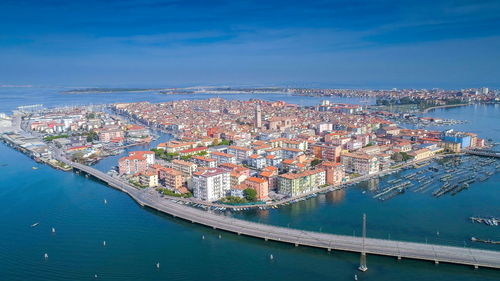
[319,161,345,185]
[311,144,341,162]
[152,165,184,191]
[243,177,269,200]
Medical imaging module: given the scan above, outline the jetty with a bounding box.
[54,154,500,270]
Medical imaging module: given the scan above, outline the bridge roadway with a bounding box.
[464,149,500,158]
[56,156,500,270]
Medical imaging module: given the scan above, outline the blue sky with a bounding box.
[1,0,499,88]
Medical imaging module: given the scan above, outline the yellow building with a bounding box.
[139,170,159,187]
[408,148,433,161]
[439,142,461,153]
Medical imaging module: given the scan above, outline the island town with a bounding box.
[1,97,498,210]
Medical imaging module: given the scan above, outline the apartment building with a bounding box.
[227,146,252,163]
[210,151,236,164]
[171,159,198,177]
[192,168,230,201]
[278,169,326,197]
[341,153,379,175]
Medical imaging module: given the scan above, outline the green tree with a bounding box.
[400,152,411,161]
[243,188,257,202]
[311,159,322,167]
[150,148,163,157]
[180,155,192,160]
[391,152,403,162]
[86,131,98,142]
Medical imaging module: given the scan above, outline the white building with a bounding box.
[227,146,252,163]
[247,154,266,169]
[192,168,230,201]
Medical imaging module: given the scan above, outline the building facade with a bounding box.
[192,168,230,202]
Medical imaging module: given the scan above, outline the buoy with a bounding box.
[52,227,56,233]
[156,262,160,269]
[103,241,106,246]
[44,253,48,259]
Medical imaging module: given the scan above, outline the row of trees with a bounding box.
[220,188,257,204]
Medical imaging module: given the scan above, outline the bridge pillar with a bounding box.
[358,253,368,272]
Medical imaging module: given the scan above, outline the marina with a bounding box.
[372,154,499,201]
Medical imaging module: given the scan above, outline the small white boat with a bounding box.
[31,222,40,228]
[218,234,221,239]
[104,199,107,204]
[44,253,48,259]
[354,274,358,280]
[103,241,106,246]
[202,235,205,240]
[269,254,274,260]
[51,227,56,233]
[156,262,160,269]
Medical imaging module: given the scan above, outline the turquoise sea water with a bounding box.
[0,88,499,280]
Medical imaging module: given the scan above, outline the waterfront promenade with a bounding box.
[55,154,500,270]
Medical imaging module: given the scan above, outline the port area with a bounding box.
[371,154,499,201]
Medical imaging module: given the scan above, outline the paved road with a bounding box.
[56,155,500,270]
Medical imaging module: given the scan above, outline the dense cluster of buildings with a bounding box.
[24,107,151,164]
[110,98,487,203]
[289,87,499,103]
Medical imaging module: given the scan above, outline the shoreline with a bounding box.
[0,128,459,210]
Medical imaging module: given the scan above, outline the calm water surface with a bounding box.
[0,88,499,280]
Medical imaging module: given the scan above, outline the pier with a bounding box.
[55,154,500,270]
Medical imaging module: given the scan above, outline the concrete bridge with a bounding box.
[55,155,500,270]
[464,148,500,158]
